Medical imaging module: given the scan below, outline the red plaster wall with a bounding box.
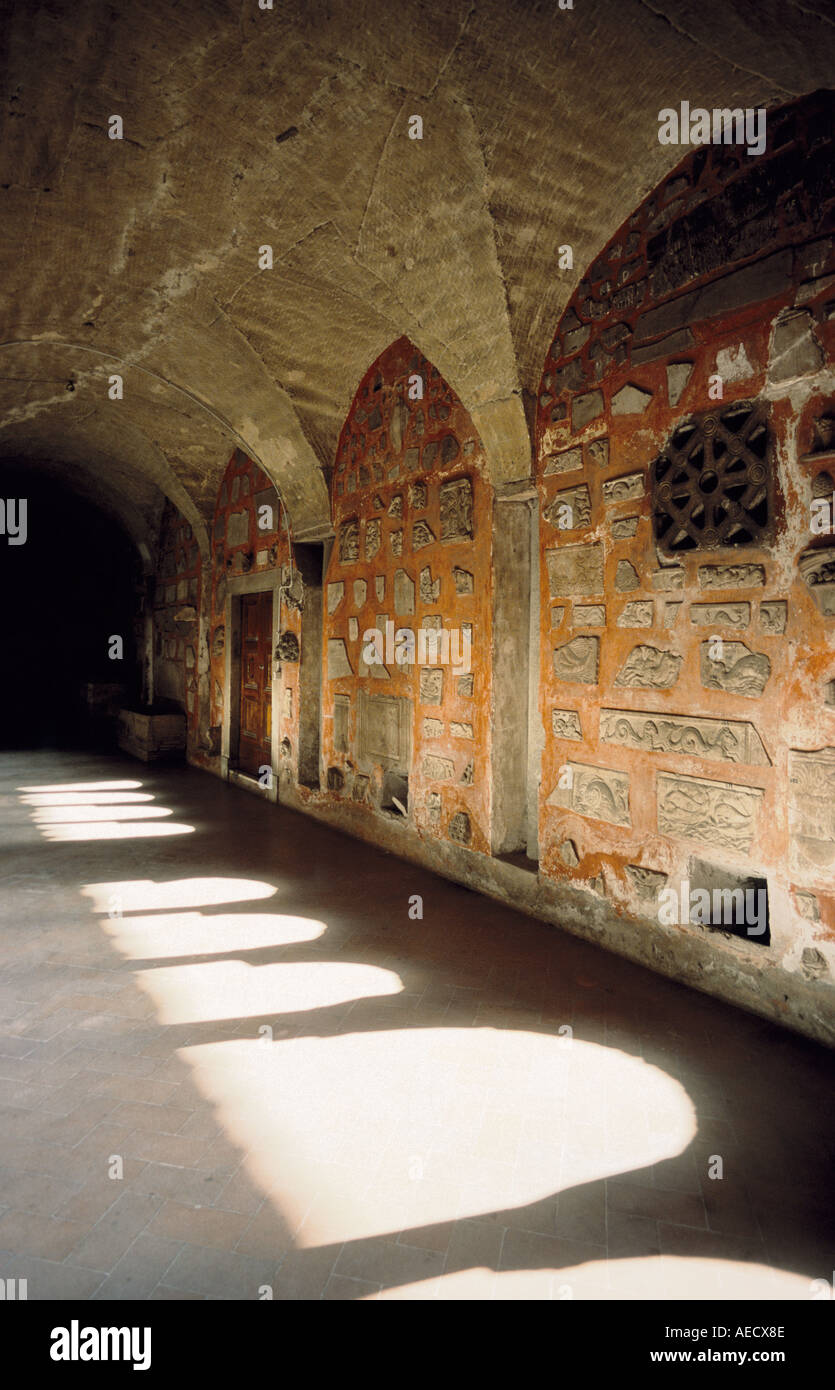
[535,91,835,965]
[322,336,493,852]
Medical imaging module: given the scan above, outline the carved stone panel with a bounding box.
[357,690,412,771]
[353,579,367,609]
[788,747,835,871]
[759,601,787,634]
[615,644,682,689]
[449,811,472,844]
[365,519,381,560]
[626,864,669,901]
[453,567,473,594]
[420,566,440,604]
[575,604,605,627]
[603,473,644,504]
[544,485,591,530]
[699,564,765,590]
[420,667,444,704]
[700,641,771,697]
[547,762,631,828]
[545,543,604,598]
[388,494,403,518]
[798,547,835,615]
[612,516,638,539]
[553,636,599,684]
[544,447,582,476]
[690,602,750,629]
[423,754,454,781]
[409,481,427,509]
[657,771,763,852]
[552,709,582,740]
[651,568,684,591]
[413,520,436,550]
[618,600,654,628]
[375,575,385,602]
[450,721,473,739]
[457,674,474,697]
[600,708,770,765]
[339,519,359,564]
[439,478,474,541]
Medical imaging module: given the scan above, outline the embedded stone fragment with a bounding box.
[544,447,582,476]
[611,383,652,414]
[339,518,359,563]
[574,605,605,626]
[759,601,787,634]
[657,772,763,853]
[666,361,693,406]
[423,754,454,780]
[552,709,582,740]
[603,473,644,503]
[552,636,600,684]
[663,602,683,627]
[615,644,682,689]
[375,575,385,602]
[365,519,381,560]
[788,747,835,871]
[587,438,609,468]
[560,840,580,868]
[625,864,668,901]
[391,529,403,556]
[327,639,353,679]
[394,569,415,615]
[353,579,367,609]
[544,484,591,530]
[690,602,750,629]
[700,641,771,698]
[545,543,604,597]
[409,481,427,509]
[449,811,471,844]
[439,477,474,541]
[699,564,765,590]
[611,516,638,539]
[413,520,436,550]
[457,674,474,697]
[615,560,640,592]
[450,721,473,740]
[419,566,440,604]
[651,568,684,591]
[461,760,474,785]
[423,718,443,738]
[768,308,823,382]
[600,708,770,765]
[453,567,473,594]
[420,667,444,704]
[618,600,654,628]
[388,493,403,518]
[547,762,631,827]
[798,547,835,615]
[333,693,350,753]
[571,390,604,430]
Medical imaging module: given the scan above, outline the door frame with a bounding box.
[221,571,281,802]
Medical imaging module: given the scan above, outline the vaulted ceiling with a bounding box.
[1,0,832,551]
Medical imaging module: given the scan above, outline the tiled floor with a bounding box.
[1,749,833,1300]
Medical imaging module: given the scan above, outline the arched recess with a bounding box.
[320,335,532,856]
[534,89,835,1023]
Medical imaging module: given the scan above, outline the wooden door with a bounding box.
[237,591,272,778]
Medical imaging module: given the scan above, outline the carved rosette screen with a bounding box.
[652,401,771,555]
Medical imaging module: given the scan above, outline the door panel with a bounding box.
[237,591,272,777]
